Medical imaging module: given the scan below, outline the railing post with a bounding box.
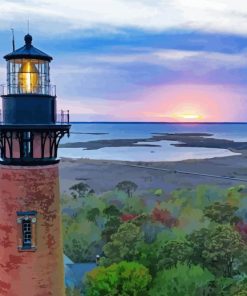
[61,110,64,124]
[0,84,4,96]
[67,110,70,124]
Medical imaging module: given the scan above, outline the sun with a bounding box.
[172,113,203,121]
[180,114,201,120]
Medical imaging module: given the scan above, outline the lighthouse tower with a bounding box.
[0,34,70,296]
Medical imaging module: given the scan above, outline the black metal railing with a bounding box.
[58,110,70,124]
[0,84,56,96]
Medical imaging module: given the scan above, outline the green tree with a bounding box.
[116,181,138,198]
[86,261,151,296]
[228,279,247,296]
[207,277,237,296]
[102,222,144,266]
[86,208,101,222]
[156,239,193,271]
[188,224,246,277]
[63,217,102,262]
[103,205,121,218]
[101,216,121,242]
[203,202,239,224]
[149,264,214,296]
[69,182,91,199]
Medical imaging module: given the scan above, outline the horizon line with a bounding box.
[70,121,247,124]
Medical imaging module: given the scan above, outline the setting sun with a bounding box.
[171,111,203,121]
[179,114,202,120]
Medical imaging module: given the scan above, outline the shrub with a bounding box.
[149,264,214,296]
[86,261,151,296]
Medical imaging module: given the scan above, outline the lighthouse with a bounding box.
[0,34,70,295]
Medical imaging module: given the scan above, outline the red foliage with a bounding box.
[151,207,178,227]
[121,213,138,222]
[235,221,247,241]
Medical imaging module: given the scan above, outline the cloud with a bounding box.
[1,0,247,36]
[60,83,247,122]
[80,49,247,70]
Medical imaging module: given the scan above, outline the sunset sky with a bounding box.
[0,0,247,122]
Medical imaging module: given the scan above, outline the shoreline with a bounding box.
[59,132,247,194]
[60,132,247,153]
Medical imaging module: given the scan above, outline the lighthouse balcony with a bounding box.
[0,125,70,166]
[0,83,56,97]
[0,113,70,165]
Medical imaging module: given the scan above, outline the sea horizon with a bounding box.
[70,121,247,124]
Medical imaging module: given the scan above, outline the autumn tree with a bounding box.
[151,207,178,227]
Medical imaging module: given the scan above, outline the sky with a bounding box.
[0,0,247,122]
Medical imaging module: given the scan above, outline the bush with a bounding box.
[86,261,151,296]
[149,264,214,296]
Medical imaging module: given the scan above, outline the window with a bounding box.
[17,211,37,251]
[22,218,32,248]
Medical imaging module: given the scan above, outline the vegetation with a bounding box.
[63,182,247,295]
[149,264,214,296]
[86,261,151,296]
[116,180,138,197]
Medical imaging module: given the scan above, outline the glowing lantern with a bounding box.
[18,60,39,93]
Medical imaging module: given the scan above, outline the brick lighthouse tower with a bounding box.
[0,34,70,295]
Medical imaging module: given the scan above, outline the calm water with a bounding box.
[58,123,246,161]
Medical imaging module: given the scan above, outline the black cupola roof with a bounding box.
[4,34,52,62]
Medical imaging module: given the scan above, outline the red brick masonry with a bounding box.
[0,164,65,296]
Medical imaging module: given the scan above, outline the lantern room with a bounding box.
[0,33,70,166]
[4,34,53,96]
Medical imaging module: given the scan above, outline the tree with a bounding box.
[63,217,102,262]
[116,181,138,198]
[101,216,121,242]
[102,222,144,266]
[207,277,238,296]
[86,208,100,222]
[151,207,178,227]
[187,224,246,277]
[69,182,91,199]
[149,264,214,296]
[156,239,193,271]
[203,202,239,224]
[103,205,121,218]
[85,261,152,296]
[228,279,247,296]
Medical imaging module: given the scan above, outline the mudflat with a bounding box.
[59,133,247,194]
[59,154,247,194]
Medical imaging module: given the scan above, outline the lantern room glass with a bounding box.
[7,59,50,95]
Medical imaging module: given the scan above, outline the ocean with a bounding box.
[58,123,247,162]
